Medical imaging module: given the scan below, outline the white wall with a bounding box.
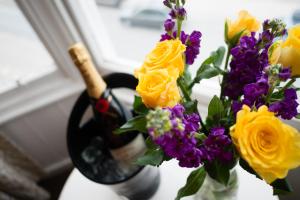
[0,92,81,175]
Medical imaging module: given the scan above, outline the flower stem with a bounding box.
[220,45,232,100]
[224,45,231,71]
[177,77,191,102]
[279,78,296,93]
[175,0,182,39]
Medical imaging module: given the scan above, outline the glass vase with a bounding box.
[194,168,239,200]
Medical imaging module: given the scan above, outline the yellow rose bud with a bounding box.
[136,69,181,108]
[268,40,283,65]
[230,105,300,184]
[226,10,260,41]
[275,25,300,76]
[135,39,186,78]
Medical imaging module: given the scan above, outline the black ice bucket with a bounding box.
[66,73,160,199]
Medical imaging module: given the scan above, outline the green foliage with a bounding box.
[182,100,198,114]
[225,20,245,46]
[175,167,206,200]
[135,148,164,166]
[133,96,148,114]
[115,116,147,134]
[271,178,293,195]
[145,136,157,149]
[208,96,224,120]
[224,21,229,43]
[204,160,230,185]
[211,46,226,67]
[189,47,225,89]
[205,96,225,129]
[295,114,300,119]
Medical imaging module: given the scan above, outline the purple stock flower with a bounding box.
[224,32,269,100]
[163,0,172,8]
[169,9,177,19]
[164,19,175,32]
[232,101,243,115]
[224,18,285,101]
[186,31,202,65]
[279,67,291,81]
[160,30,202,65]
[242,74,269,107]
[147,104,203,168]
[177,7,186,19]
[169,7,186,20]
[269,88,299,120]
[147,106,234,166]
[202,127,233,163]
[160,33,173,41]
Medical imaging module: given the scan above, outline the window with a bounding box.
[1,0,298,123]
[0,0,56,94]
[64,0,300,108]
[0,0,82,124]
[94,0,299,68]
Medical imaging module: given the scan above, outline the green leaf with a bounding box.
[145,136,157,149]
[296,114,300,119]
[229,29,245,47]
[175,167,206,200]
[224,21,229,44]
[205,161,230,185]
[115,116,147,134]
[183,68,193,87]
[195,64,220,82]
[211,46,226,67]
[207,95,224,119]
[133,96,148,114]
[271,178,293,195]
[183,100,198,114]
[135,148,164,166]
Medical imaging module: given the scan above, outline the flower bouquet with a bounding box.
[116,0,300,199]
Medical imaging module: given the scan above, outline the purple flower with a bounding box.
[224,32,269,99]
[163,0,172,8]
[242,74,269,107]
[269,88,299,120]
[169,9,177,19]
[279,67,291,81]
[147,104,203,168]
[202,127,233,163]
[169,7,186,20]
[177,7,186,19]
[232,101,243,115]
[263,19,287,38]
[160,33,173,41]
[160,30,202,65]
[164,19,175,32]
[186,31,202,65]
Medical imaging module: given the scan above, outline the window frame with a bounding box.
[0,0,85,124]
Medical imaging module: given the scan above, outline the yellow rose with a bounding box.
[226,10,260,41]
[136,69,180,108]
[230,105,300,184]
[269,25,300,76]
[268,40,283,65]
[135,39,186,78]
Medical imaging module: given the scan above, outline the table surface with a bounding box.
[59,160,279,200]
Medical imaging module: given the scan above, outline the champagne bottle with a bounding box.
[68,43,160,200]
[68,43,145,168]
